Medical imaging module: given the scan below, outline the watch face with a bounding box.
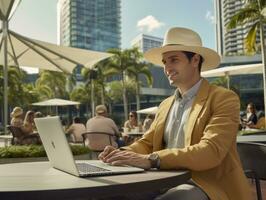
[149,153,159,168]
[150,153,159,160]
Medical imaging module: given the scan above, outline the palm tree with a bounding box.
[227,0,266,122]
[107,48,133,121]
[82,67,99,116]
[35,70,67,99]
[82,59,116,106]
[0,66,27,107]
[70,84,90,116]
[127,48,153,121]
[106,80,137,105]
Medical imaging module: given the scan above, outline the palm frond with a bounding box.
[226,6,259,30]
[244,23,259,53]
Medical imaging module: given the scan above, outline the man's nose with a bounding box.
[164,63,172,71]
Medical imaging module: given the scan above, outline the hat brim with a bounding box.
[144,45,220,71]
[11,111,23,118]
[96,110,106,114]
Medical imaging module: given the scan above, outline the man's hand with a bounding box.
[98,146,151,170]
[98,145,116,161]
[106,150,152,170]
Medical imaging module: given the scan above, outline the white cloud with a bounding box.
[205,10,215,24]
[137,15,164,32]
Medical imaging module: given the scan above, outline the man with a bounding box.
[86,105,121,150]
[99,27,252,200]
[66,117,86,142]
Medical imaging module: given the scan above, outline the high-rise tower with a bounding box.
[57,0,121,52]
[215,0,260,56]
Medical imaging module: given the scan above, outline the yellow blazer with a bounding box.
[126,79,252,200]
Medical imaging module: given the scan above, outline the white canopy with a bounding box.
[137,106,158,115]
[32,98,80,106]
[201,63,262,78]
[0,0,113,134]
[0,31,113,73]
[0,0,21,21]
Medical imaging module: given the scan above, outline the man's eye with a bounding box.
[171,59,178,63]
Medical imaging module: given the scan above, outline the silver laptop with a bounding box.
[34,116,144,177]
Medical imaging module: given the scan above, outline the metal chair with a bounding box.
[237,142,266,200]
[7,125,41,145]
[82,132,115,159]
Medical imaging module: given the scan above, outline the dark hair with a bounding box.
[130,111,137,118]
[182,51,203,72]
[247,102,256,110]
[147,114,155,119]
[34,111,43,118]
[73,117,81,123]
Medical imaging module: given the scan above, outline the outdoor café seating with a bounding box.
[7,125,41,145]
[82,131,114,159]
[237,142,266,200]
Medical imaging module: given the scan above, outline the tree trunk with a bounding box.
[101,84,105,105]
[90,80,95,117]
[108,103,112,115]
[259,22,266,126]
[122,71,128,121]
[136,76,141,123]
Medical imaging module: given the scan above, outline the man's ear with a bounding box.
[192,54,200,68]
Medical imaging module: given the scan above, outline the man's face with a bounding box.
[162,51,199,87]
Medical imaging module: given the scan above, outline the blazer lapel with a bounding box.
[153,96,175,151]
[185,79,210,146]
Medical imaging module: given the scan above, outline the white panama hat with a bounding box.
[144,27,221,71]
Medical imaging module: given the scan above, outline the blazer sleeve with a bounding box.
[155,89,240,171]
[121,99,171,154]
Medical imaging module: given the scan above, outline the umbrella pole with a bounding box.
[91,79,95,117]
[2,20,8,134]
[225,72,230,89]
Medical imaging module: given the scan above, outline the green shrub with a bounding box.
[0,144,90,158]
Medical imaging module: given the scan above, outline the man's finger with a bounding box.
[98,146,115,160]
[106,151,129,163]
[103,149,121,161]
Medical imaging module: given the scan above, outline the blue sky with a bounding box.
[9,0,216,72]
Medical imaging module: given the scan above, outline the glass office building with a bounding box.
[131,34,163,53]
[215,0,266,56]
[57,0,121,52]
[130,34,174,109]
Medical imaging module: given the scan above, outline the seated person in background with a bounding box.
[252,116,266,129]
[10,107,24,127]
[66,117,86,143]
[142,114,155,132]
[241,102,257,129]
[86,105,122,149]
[23,110,36,135]
[23,110,42,145]
[10,109,41,145]
[124,111,142,131]
[34,111,43,118]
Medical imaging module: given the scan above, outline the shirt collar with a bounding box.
[174,79,203,101]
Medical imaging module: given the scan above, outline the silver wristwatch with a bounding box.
[148,153,160,169]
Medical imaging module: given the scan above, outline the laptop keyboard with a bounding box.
[76,163,110,173]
